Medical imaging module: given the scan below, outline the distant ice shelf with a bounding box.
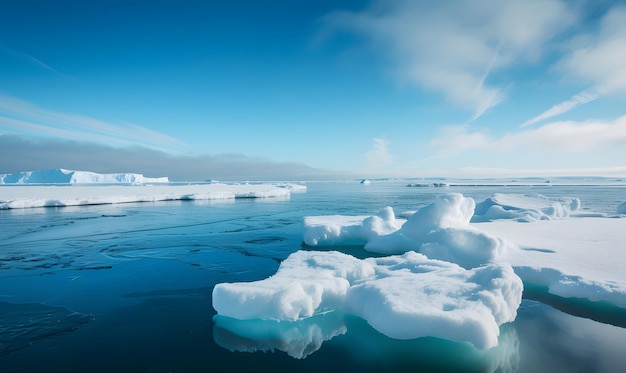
[0,168,169,185]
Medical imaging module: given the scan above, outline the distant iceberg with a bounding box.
[0,168,169,184]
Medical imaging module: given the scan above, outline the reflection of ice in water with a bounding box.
[213,311,347,359]
[213,310,520,372]
[484,325,520,373]
[341,317,521,373]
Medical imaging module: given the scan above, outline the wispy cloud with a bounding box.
[524,5,626,126]
[430,115,626,156]
[0,45,77,81]
[365,137,392,166]
[428,125,490,157]
[321,0,575,120]
[0,94,186,154]
[521,90,600,127]
[558,6,626,96]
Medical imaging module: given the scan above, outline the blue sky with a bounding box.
[1,0,625,180]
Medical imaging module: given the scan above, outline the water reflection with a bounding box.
[514,300,626,373]
[213,311,347,359]
[213,311,520,372]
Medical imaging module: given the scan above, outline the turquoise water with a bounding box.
[1,182,625,372]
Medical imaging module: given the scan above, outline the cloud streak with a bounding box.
[321,0,575,120]
[524,5,626,126]
[521,90,600,127]
[0,45,77,81]
[0,94,186,154]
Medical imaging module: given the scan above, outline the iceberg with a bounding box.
[212,250,522,350]
[0,168,168,184]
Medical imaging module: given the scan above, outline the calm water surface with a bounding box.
[1,182,625,372]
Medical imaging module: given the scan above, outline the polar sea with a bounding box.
[1,180,626,372]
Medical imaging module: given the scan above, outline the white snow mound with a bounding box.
[304,193,512,269]
[472,193,581,222]
[212,250,523,350]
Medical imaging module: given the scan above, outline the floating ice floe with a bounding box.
[303,192,626,310]
[476,217,626,309]
[303,206,403,247]
[0,183,304,209]
[210,190,626,352]
[618,201,626,214]
[305,193,512,269]
[471,193,581,222]
[212,250,523,350]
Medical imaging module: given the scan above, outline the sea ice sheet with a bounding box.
[302,192,626,310]
[475,217,626,308]
[212,250,523,350]
[305,193,512,269]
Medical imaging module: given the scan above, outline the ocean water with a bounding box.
[1,181,625,372]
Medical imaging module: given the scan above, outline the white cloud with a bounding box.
[559,6,626,96]
[365,137,392,166]
[428,125,491,157]
[322,0,575,120]
[0,94,186,154]
[429,115,626,157]
[523,5,626,126]
[500,116,626,152]
[521,90,600,127]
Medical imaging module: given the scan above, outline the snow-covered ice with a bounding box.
[0,168,169,184]
[472,193,581,222]
[212,250,522,350]
[303,206,403,247]
[213,191,626,350]
[477,218,626,308]
[306,193,511,269]
[213,250,374,321]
